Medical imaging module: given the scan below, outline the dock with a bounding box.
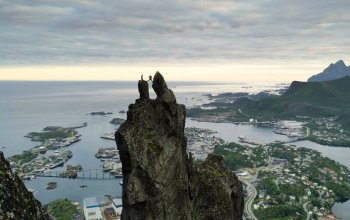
[239,137,264,146]
[100,133,115,140]
[67,122,88,129]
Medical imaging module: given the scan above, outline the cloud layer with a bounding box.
[1,0,350,65]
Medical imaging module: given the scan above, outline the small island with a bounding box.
[46,182,57,190]
[110,117,125,125]
[46,199,81,220]
[25,126,81,151]
[90,111,113,116]
[8,125,83,180]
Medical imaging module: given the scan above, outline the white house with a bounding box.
[83,197,103,220]
[112,198,123,216]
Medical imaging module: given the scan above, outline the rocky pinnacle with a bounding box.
[115,72,243,220]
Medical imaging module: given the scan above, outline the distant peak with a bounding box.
[334,60,346,66]
[307,59,350,82]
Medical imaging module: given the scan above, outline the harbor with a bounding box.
[10,150,74,180]
[102,160,123,178]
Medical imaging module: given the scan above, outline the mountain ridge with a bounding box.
[235,76,350,127]
[308,60,350,82]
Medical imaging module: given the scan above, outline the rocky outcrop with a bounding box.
[115,72,243,220]
[191,154,244,219]
[308,60,350,82]
[0,152,50,220]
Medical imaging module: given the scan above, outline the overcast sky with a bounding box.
[1,0,350,81]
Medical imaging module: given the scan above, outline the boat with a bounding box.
[103,167,111,172]
[71,201,80,206]
[100,133,115,140]
[67,150,73,158]
[49,160,64,169]
[23,175,31,180]
[38,147,47,154]
[53,150,60,155]
[114,170,123,178]
[71,137,81,144]
[119,181,123,186]
[28,188,35,193]
[59,171,77,178]
[238,136,246,140]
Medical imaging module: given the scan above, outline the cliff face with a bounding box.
[191,154,244,219]
[0,152,50,220]
[116,72,243,220]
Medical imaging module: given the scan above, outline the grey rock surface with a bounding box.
[0,152,51,220]
[116,72,243,220]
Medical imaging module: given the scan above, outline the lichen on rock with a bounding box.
[0,152,50,220]
[191,154,244,219]
[116,72,243,220]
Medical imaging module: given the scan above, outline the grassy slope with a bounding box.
[237,76,350,125]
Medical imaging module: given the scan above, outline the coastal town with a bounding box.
[303,116,350,146]
[5,116,350,219]
[185,127,224,160]
[214,142,350,220]
[8,125,84,180]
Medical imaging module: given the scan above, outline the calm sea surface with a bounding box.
[0,80,348,218]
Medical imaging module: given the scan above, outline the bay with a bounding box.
[1,80,348,218]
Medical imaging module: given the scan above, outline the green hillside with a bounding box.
[236,76,350,127]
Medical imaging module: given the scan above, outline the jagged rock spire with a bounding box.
[152,71,176,103]
[138,80,149,99]
[116,72,243,220]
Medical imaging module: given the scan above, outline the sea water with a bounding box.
[0,80,348,218]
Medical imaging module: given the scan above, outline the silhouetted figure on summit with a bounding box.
[148,75,152,81]
[138,75,149,99]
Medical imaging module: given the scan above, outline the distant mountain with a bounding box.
[235,76,350,127]
[308,60,350,82]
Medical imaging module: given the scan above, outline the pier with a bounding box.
[36,169,122,180]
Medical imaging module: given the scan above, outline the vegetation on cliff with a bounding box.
[46,199,80,220]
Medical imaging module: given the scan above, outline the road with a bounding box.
[303,201,311,220]
[238,108,249,117]
[240,178,258,220]
[305,126,310,137]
